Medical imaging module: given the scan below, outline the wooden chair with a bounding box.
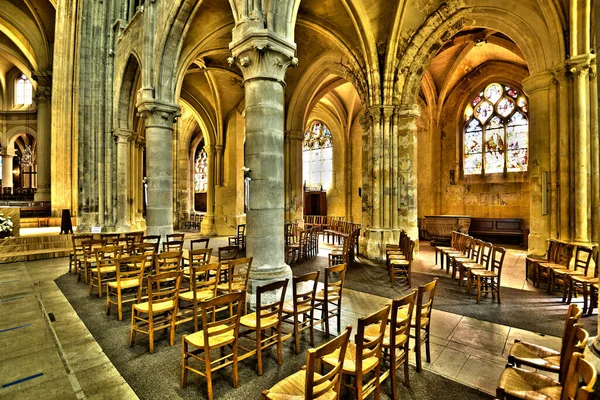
[90,245,123,298]
[537,242,574,291]
[163,240,184,253]
[441,233,469,275]
[435,231,461,271]
[551,245,594,302]
[314,263,347,337]
[450,236,476,281]
[142,235,161,250]
[390,239,415,288]
[262,326,352,400]
[370,290,416,399]
[115,237,135,255]
[463,241,493,294]
[454,239,483,287]
[497,348,595,400]
[282,271,320,354]
[470,246,506,303]
[181,292,244,400]
[184,248,212,277]
[217,257,252,294]
[217,245,238,263]
[410,278,438,372]
[125,231,144,244]
[190,238,210,250]
[132,242,157,276]
[70,234,92,274]
[130,270,183,353]
[178,262,220,331]
[569,247,599,314]
[101,233,121,245]
[526,239,559,282]
[322,305,389,400]
[167,233,185,242]
[106,255,147,321]
[80,238,107,283]
[155,251,183,274]
[228,224,246,250]
[287,230,308,264]
[507,304,582,383]
[239,279,288,375]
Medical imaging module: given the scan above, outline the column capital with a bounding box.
[382,106,396,121]
[522,71,555,95]
[285,130,304,142]
[359,112,372,131]
[34,86,52,104]
[567,53,595,76]
[368,106,382,124]
[214,144,224,153]
[204,144,215,155]
[228,31,297,85]
[113,128,133,144]
[396,104,420,120]
[1,148,16,157]
[137,100,181,129]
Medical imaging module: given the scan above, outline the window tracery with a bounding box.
[194,147,208,193]
[463,83,528,175]
[15,75,33,105]
[302,121,333,191]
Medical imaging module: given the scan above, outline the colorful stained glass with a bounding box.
[507,112,528,172]
[303,121,334,190]
[485,117,505,174]
[464,153,483,175]
[507,88,519,98]
[472,96,482,107]
[194,147,208,193]
[475,101,493,123]
[484,83,503,104]
[497,97,515,117]
[464,105,474,121]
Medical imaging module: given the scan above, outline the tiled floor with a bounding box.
[0,236,569,398]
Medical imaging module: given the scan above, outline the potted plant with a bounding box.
[0,213,14,238]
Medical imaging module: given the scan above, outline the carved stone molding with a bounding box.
[397,104,421,120]
[34,86,52,104]
[113,129,133,144]
[285,130,304,142]
[229,31,297,84]
[204,144,215,155]
[137,100,181,129]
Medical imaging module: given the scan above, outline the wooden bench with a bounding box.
[468,217,526,246]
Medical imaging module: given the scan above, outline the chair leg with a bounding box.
[390,348,398,400]
[403,343,410,386]
[476,277,481,303]
[497,281,501,304]
[309,310,315,347]
[425,327,431,363]
[256,328,263,375]
[232,339,239,388]
[129,311,136,346]
[205,353,213,400]
[117,289,123,321]
[374,363,381,400]
[294,315,300,354]
[149,318,155,353]
[181,339,188,387]
[277,324,283,366]
[336,300,342,335]
[323,302,330,337]
[583,283,590,315]
[415,328,422,372]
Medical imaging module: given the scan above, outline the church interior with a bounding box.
[1,0,600,398]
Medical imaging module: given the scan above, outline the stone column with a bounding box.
[114,128,133,230]
[228,33,296,296]
[1,149,15,191]
[137,101,180,238]
[134,136,146,229]
[370,107,383,229]
[590,62,599,243]
[33,73,52,202]
[382,107,394,228]
[201,145,216,235]
[284,130,304,223]
[215,145,224,186]
[396,105,419,245]
[568,55,593,243]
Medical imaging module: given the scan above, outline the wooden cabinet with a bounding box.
[304,191,327,216]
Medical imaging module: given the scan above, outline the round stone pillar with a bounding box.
[33,75,52,202]
[114,129,133,230]
[284,130,304,224]
[229,33,297,300]
[137,101,180,239]
[1,149,15,191]
[201,145,216,235]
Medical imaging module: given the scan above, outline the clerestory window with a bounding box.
[15,74,33,105]
[302,121,333,191]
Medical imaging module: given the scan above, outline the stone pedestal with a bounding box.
[137,101,180,239]
[229,31,297,304]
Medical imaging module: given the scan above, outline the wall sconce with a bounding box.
[542,171,548,215]
[13,168,19,176]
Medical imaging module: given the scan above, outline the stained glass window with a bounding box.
[15,75,33,105]
[194,147,208,193]
[302,121,333,191]
[463,82,528,175]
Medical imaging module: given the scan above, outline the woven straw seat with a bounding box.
[323,340,379,375]
[390,259,409,265]
[315,289,340,302]
[508,342,561,372]
[264,370,336,400]
[178,289,215,302]
[282,300,312,315]
[240,311,279,329]
[551,268,584,276]
[498,367,561,399]
[364,324,408,347]
[185,323,236,348]
[133,299,175,313]
[470,269,497,278]
[107,277,139,289]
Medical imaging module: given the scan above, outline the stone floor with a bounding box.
[0,235,569,399]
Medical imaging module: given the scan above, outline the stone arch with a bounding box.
[5,126,38,148]
[115,53,142,130]
[179,95,216,149]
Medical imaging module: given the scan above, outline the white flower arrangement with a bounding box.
[0,213,14,235]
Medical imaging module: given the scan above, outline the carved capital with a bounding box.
[359,112,372,132]
[567,53,594,78]
[396,104,420,120]
[34,86,52,104]
[1,148,16,157]
[229,31,297,85]
[382,106,395,122]
[134,135,146,149]
[137,100,181,129]
[113,129,133,144]
[368,106,382,124]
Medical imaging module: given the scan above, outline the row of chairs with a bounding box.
[328,228,360,267]
[385,230,416,288]
[434,231,507,303]
[303,215,345,232]
[181,212,203,231]
[527,239,599,314]
[496,304,597,399]
[286,227,320,264]
[323,220,361,245]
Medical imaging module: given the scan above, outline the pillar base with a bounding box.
[115,221,131,232]
[201,213,216,236]
[247,263,293,309]
[359,228,412,260]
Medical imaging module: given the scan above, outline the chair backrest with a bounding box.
[218,245,238,262]
[254,279,288,330]
[236,224,246,238]
[490,246,506,276]
[556,242,575,267]
[143,271,183,315]
[389,290,417,348]
[561,352,597,400]
[162,240,184,252]
[470,239,483,262]
[167,233,185,242]
[558,304,583,381]
[115,255,146,287]
[354,305,390,374]
[559,324,589,384]
[125,231,144,243]
[199,292,244,350]
[324,263,347,301]
[463,236,474,257]
[398,230,407,247]
[292,271,319,312]
[305,326,352,399]
[82,239,107,262]
[223,257,252,291]
[132,243,157,272]
[572,246,594,275]
[94,245,123,266]
[115,237,134,254]
[190,262,220,300]
[189,248,212,267]
[548,239,561,262]
[479,241,494,266]
[72,234,93,252]
[142,235,161,249]
[101,233,121,245]
[155,251,182,273]
[416,278,438,328]
[190,238,210,250]
[403,239,416,262]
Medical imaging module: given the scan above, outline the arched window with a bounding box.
[303,121,333,191]
[463,83,528,175]
[15,75,33,105]
[194,147,208,193]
